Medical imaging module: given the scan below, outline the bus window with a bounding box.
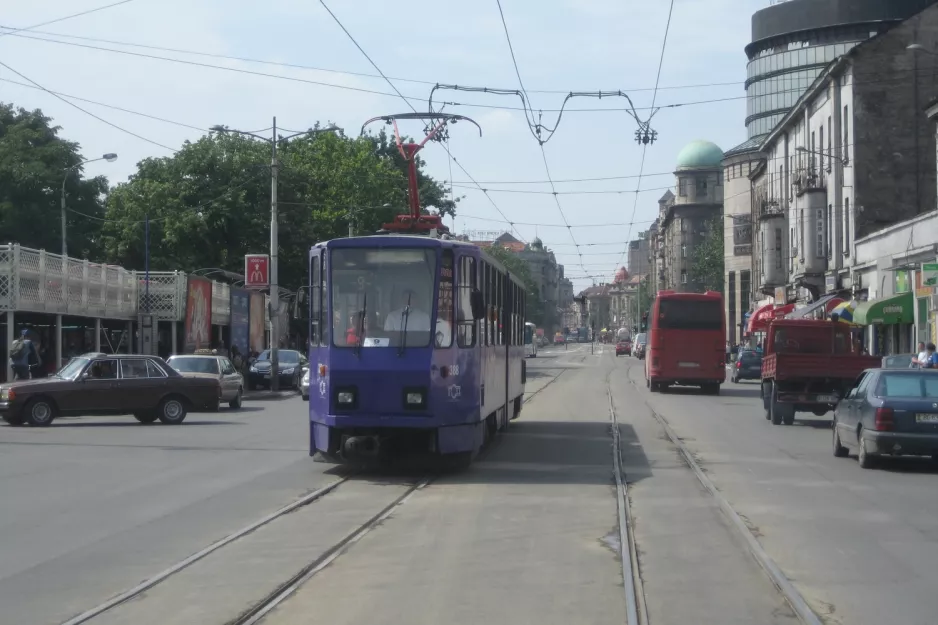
[657,299,722,330]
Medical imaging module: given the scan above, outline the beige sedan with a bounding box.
[166,353,244,409]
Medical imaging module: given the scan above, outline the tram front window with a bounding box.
[331,247,438,348]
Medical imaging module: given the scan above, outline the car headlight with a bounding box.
[0,388,8,401]
[282,367,294,375]
[337,391,355,404]
[302,371,309,383]
[249,366,258,373]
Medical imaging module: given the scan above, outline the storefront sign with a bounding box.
[922,262,938,287]
[774,287,786,303]
[896,270,911,294]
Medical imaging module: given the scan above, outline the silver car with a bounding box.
[300,367,310,401]
[166,352,244,409]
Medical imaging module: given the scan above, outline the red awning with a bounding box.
[824,298,845,314]
[746,303,776,333]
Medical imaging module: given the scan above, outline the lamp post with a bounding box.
[61,153,118,259]
[210,119,341,390]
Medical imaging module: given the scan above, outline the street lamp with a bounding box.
[211,119,341,391]
[61,153,118,258]
[795,145,847,166]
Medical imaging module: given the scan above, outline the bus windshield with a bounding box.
[657,299,722,330]
[330,247,439,348]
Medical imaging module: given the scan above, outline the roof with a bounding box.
[658,189,675,203]
[675,140,724,170]
[723,136,764,158]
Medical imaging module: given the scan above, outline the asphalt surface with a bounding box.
[1,345,936,625]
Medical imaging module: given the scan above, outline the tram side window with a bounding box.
[485,262,492,346]
[497,271,504,346]
[437,249,454,348]
[457,256,476,348]
[310,255,321,345]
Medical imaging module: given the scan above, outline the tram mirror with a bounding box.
[470,289,485,320]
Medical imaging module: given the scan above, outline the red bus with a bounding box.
[644,290,726,394]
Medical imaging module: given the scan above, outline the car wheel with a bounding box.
[157,396,188,425]
[832,421,848,457]
[229,389,243,409]
[134,411,158,424]
[857,435,874,469]
[770,385,784,425]
[762,382,772,420]
[23,397,56,427]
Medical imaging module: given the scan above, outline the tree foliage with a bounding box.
[100,127,456,290]
[0,103,107,258]
[690,215,725,293]
[482,245,546,327]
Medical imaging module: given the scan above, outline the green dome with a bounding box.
[675,140,724,169]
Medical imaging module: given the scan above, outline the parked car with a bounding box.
[832,368,938,468]
[633,333,647,360]
[166,350,244,409]
[0,353,221,427]
[248,349,307,390]
[882,353,915,369]
[731,350,763,383]
[615,340,631,356]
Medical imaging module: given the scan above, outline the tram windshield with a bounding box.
[331,247,441,349]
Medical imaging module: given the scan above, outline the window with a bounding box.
[457,256,476,348]
[168,357,219,374]
[774,228,783,270]
[221,359,236,375]
[827,204,833,259]
[696,177,708,196]
[482,261,490,346]
[843,198,851,256]
[827,116,832,170]
[658,298,721,330]
[310,254,322,346]
[437,249,454,348]
[811,131,816,171]
[681,244,687,258]
[843,105,849,163]
[680,218,686,232]
[120,359,150,379]
[681,270,688,284]
[800,209,805,260]
[816,206,825,259]
[147,360,167,378]
[679,177,688,196]
[819,126,824,173]
[88,359,117,379]
[875,373,938,398]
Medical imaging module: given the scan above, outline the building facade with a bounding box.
[655,141,725,293]
[627,231,651,279]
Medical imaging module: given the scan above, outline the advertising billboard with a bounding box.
[229,288,250,360]
[184,276,213,352]
[249,291,266,354]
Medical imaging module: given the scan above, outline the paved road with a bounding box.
[4,345,936,625]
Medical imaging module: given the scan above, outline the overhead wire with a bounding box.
[0,0,137,38]
[317,0,525,241]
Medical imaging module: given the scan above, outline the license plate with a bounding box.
[678,362,699,368]
[915,413,938,423]
[817,395,839,403]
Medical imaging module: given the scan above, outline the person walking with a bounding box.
[9,329,41,380]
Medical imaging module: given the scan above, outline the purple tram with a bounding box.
[307,234,527,467]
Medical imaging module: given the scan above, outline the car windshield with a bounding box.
[740,352,762,362]
[57,357,90,380]
[874,373,938,398]
[168,357,219,375]
[256,350,301,364]
[635,334,646,344]
[330,247,437,349]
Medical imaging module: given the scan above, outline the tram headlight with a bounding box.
[337,391,355,405]
[406,392,422,405]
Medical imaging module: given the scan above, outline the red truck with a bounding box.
[760,319,880,425]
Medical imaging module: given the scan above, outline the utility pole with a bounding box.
[269,117,281,391]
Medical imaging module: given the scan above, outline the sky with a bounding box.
[0,0,767,292]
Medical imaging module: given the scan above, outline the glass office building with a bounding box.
[744,0,937,140]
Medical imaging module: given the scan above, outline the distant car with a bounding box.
[882,354,915,369]
[248,349,307,390]
[833,368,938,468]
[300,367,310,401]
[615,340,631,356]
[0,353,221,427]
[633,333,647,359]
[166,351,244,409]
[554,335,565,345]
[731,350,763,383]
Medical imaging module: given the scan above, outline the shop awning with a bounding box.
[786,294,845,319]
[853,291,914,325]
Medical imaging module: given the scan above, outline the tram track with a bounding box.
[618,356,824,625]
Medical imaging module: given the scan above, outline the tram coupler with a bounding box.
[342,435,380,458]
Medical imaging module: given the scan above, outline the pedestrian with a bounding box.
[912,341,928,368]
[923,343,938,369]
[9,329,41,380]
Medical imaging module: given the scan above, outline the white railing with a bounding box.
[0,244,269,324]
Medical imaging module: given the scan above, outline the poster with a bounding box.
[229,288,250,360]
[184,276,213,352]
[249,291,266,354]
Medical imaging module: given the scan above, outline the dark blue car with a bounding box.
[832,368,938,468]
[731,350,763,383]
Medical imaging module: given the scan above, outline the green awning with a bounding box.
[853,291,914,325]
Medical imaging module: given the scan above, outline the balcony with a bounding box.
[793,167,825,195]
[759,199,785,220]
[0,244,268,324]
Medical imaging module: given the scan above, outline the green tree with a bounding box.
[483,244,545,326]
[0,103,107,258]
[690,215,725,293]
[368,129,457,218]
[100,127,452,290]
